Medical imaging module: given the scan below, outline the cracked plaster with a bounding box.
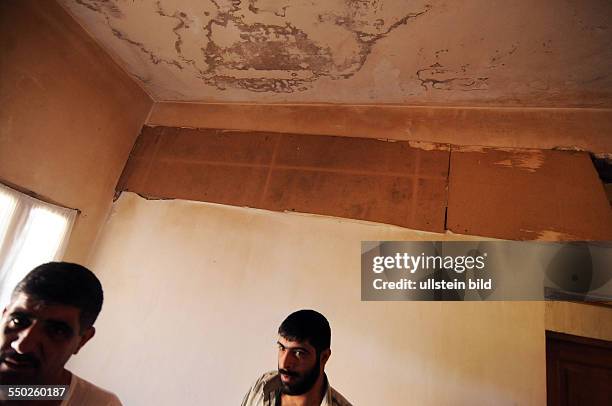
[59,0,612,106]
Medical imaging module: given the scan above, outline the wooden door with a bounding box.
[546,331,612,405]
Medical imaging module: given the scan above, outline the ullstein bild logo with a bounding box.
[361,241,612,301]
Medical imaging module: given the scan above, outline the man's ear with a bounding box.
[74,327,95,355]
[320,348,331,370]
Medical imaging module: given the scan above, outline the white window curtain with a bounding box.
[0,183,77,308]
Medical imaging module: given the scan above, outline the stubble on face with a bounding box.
[277,337,321,397]
[279,354,321,395]
[0,294,85,385]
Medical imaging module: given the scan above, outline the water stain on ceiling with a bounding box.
[59,0,612,106]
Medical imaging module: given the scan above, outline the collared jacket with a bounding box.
[241,371,352,406]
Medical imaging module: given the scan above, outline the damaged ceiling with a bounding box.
[59,0,612,106]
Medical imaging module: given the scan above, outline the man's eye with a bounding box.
[9,316,28,328]
[47,325,70,338]
[294,350,303,357]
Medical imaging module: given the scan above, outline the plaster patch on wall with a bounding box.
[453,145,488,153]
[454,146,549,171]
[408,140,449,152]
[493,151,545,172]
[520,229,579,241]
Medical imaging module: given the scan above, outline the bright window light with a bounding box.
[0,184,77,307]
[0,190,17,244]
[9,208,69,286]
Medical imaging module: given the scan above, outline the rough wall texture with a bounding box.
[118,126,612,241]
[0,0,153,262]
[59,0,612,107]
[118,126,450,233]
[447,147,612,240]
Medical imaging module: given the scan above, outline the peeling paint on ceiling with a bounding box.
[59,0,612,106]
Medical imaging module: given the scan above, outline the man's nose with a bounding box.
[279,351,295,369]
[10,326,41,354]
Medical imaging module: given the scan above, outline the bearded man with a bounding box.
[241,310,352,406]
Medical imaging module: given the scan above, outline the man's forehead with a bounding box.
[8,293,46,310]
[6,293,81,321]
[277,335,314,350]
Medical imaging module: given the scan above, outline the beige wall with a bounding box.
[71,192,547,405]
[0,0,152,262]
[546,301,612,342]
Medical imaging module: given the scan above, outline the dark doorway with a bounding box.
[546,330,612,405]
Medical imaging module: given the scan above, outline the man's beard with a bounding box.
[278,356,321,396]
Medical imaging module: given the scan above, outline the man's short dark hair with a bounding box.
[278,309,331,354]
[12,262,103,331]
